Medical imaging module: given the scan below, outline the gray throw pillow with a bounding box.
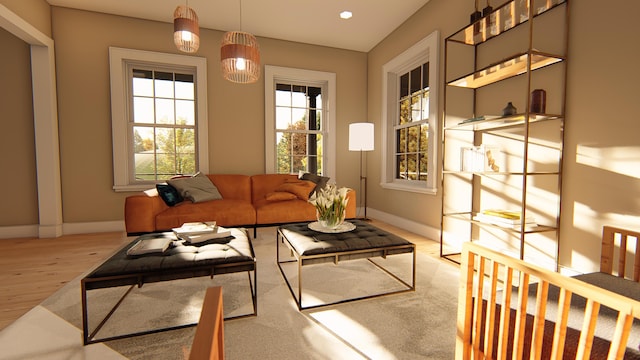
[300,172,330,195]
[167,173,222,203]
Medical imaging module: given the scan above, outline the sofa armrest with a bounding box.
[345,189,357,219]
[124,194,169,234]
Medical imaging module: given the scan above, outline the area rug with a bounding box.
[33,227,461,359]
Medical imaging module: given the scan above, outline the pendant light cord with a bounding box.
[239,0,243,30]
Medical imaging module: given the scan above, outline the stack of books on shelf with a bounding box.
[473,209,537,230]
[172,221,232,243]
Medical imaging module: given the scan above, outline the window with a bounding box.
[396,63,430,181]
[274,84,324,174]
[109,47,208,191]
[265,66,336,179]
[381,31,439,194]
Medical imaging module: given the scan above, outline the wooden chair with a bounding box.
[189,287,225,360]
[456,241,640,359]
[601,226,640,282]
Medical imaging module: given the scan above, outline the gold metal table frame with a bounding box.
[81,229,257,345]
[276,224,416,311]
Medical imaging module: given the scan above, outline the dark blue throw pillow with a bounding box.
[156,183,183,206]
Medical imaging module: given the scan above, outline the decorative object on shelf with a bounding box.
[220,0,261,84]
[517,0,529,23]
[502,101,517,116]
[348,122,374,220]
[309,184,350,230]
[460,145,501,172]
[470,0,483,42]
[483,1,498,36]
[470,0,482,24]
[173,2,199,53]
[503,0,515,30]
[530,89,546,113]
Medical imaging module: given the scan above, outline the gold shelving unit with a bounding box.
[439,0,569,270]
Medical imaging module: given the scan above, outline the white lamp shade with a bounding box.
[349,122,374,151]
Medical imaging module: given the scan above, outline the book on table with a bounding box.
[127,232,175,256]
[172,221,217,236]
[180,226,232,244]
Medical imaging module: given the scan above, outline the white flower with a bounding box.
[309,184,350,227]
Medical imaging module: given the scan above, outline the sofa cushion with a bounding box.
[253,198,317,225]
[168,173,222,203]
[156,183,183,206]
[208,174,252,201]
[155,199,256,230]
[275,179,316,200]
[265,191,297,202]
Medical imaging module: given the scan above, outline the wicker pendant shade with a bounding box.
[173,5,200,53]
[220,31,261,83]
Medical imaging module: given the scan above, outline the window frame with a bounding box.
[381,31,439,195]
[109,47,208,192]
[264,65,336,179]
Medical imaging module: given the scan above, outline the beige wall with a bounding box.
[0,28,38,225]
[51,7,367,223]
[0,0,51,37]
[367,0,640,271]
[367,0,467,229]
[5,0,640,272]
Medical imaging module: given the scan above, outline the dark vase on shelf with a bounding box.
[502,102,517,116]
[530,89,546,113]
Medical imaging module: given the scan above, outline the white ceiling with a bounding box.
[45,0,430,52]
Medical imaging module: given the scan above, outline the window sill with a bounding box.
[113,184,155,193]
[380,182,437,195]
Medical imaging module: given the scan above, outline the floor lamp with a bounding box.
[348,122,374,220]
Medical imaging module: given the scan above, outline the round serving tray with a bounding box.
[308,221,356,234]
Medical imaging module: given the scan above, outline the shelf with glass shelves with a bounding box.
[442,170,560,176]
[442,211,558,233]
[440,0,568,267]
[447,51,564,89]
[446,113,562,131]
[449,0,567,46]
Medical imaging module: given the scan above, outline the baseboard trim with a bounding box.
[3,212,438,241]
[366,207,440,242]
[0,225,39,239]
[0,221,125,239]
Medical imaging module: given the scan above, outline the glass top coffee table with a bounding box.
[276,220,415,310]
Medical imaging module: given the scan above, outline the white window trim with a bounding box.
[264,65,336,179]
[109,47,208,192]
[381,31,439,195]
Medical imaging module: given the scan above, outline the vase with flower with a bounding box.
[308,184,349,230]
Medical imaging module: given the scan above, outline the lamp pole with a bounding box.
[349,122,374,221]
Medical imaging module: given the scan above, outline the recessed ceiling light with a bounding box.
[340,11,353,20]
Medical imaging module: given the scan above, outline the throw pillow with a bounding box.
[167,172,223,203]
[265,191,297,202]
[275,179,316,201]
[300,172,330,195]
[156,183,183,206]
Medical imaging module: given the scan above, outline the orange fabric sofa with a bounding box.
[124,174,356,235]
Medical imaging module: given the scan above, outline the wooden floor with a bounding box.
[0,219,443,331]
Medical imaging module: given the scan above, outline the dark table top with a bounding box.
[279,220,414,257]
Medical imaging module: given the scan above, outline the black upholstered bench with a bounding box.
[277,220,415,310]
[81,227,257,345]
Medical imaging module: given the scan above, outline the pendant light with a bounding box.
[174,2,200,53]
[220,0,261,84]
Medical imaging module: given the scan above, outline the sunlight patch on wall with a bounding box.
[576,144,640,179]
